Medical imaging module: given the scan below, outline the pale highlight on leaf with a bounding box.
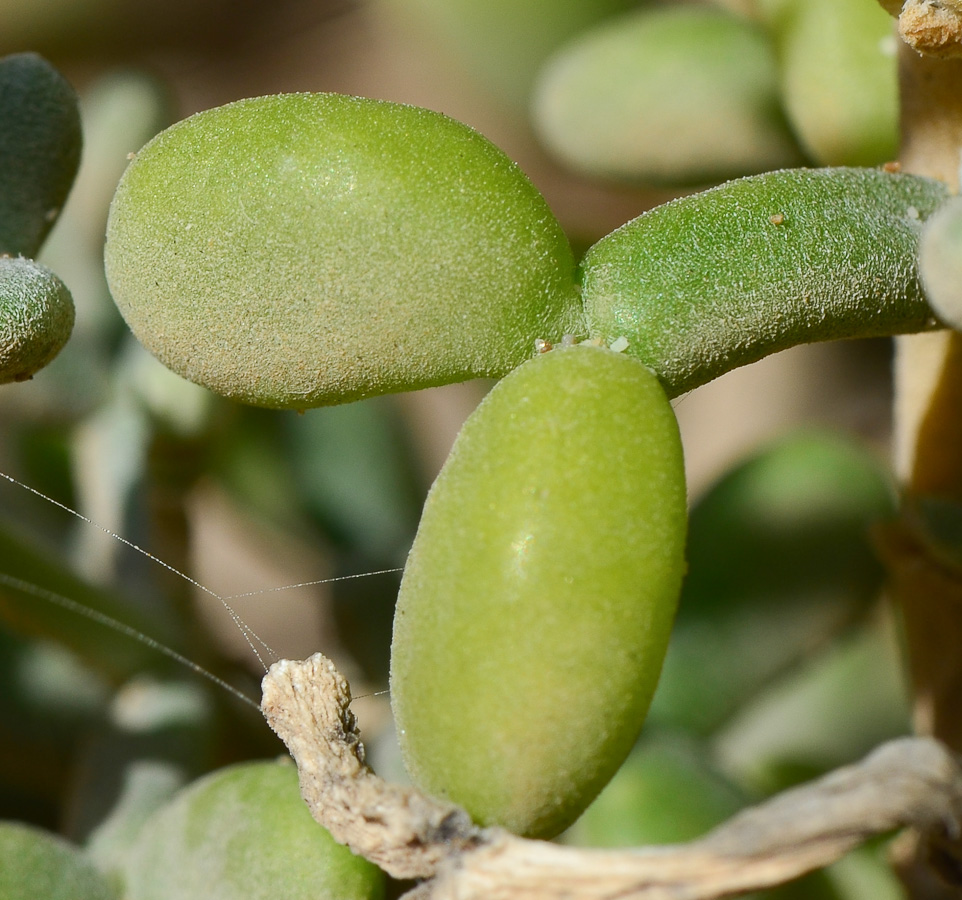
[920,195,962,329]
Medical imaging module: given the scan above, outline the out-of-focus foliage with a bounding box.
[0,53,80,257]
[381,0,641,110]
[564,730,747,847]
[122,762,385,900]
[532,6,806,184]
[758,0,899,166]
[650,431,897,736]
[0,822,117,899]
[0,0,341,58]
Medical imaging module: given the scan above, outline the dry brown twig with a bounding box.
[262,653,962,900]
[876,1,962,59]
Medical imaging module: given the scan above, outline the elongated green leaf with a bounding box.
[391,346,686,838]
[581,167,949,396]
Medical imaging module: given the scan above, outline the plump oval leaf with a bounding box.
[105,93,581,409]
[0,256,74,383]
[0,53,81,257]
[533,6,806,184]
[581,167,949,397]
[124,760,385,900]
[390,345,687,838]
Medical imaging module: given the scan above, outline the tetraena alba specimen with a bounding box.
[391,344,687,838]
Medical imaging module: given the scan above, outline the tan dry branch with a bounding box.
[262,653,962,900]
[887,24,962,896]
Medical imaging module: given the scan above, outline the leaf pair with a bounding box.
[105,92,949,409]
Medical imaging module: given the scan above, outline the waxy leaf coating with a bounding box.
[390,345,687,838]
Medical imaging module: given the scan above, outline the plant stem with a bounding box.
[884,39,962,899]
[890,46,962,751]
[898,49,962,188]
[262,653,962,900]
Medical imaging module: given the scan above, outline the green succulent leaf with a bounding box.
[0,53,81,257]
[390,345,687,839]
[105,92,581,410]
[581,167,949,397]
[0,256,75,383]
[532,6,806,185]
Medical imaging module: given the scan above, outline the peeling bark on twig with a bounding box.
[899,1,962,59]
[262,654,962,900]
[260,654,484,880]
